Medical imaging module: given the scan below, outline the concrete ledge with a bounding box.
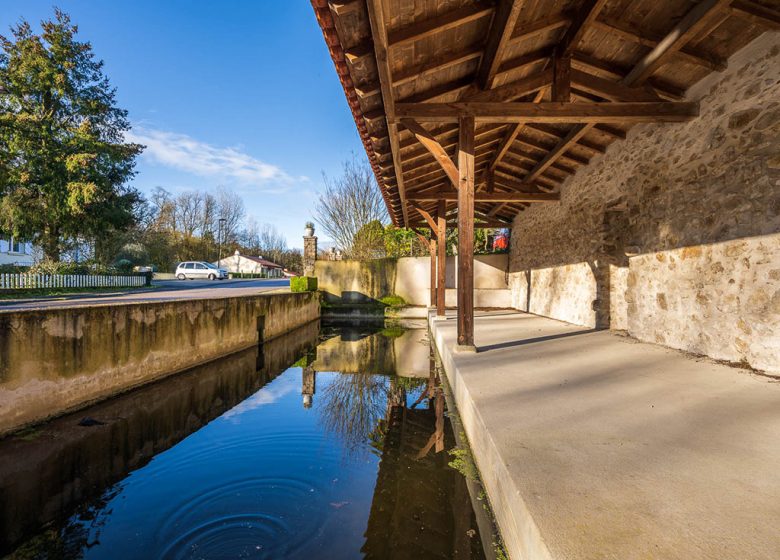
[430,310,780,560]
[0,291,320,435]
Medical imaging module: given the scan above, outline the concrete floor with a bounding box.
[430,310,780,560]
[0,278,289,311]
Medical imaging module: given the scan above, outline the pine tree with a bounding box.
[0,10,143,260]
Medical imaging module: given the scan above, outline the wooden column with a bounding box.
[436,199,446,316]
[429,235,437,307]
[457,114,475,349]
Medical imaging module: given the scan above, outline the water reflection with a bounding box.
[1,320,485,559]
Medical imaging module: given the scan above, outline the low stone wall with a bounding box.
[0,291,320,435]
[316,254,509,306]
[508,33,779,373]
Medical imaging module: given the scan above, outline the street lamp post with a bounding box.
[217,218,227,264]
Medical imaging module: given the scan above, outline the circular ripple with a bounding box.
[155,476,327,558]
[160,512,293,560]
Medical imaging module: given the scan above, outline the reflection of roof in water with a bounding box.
[361,402,485,559]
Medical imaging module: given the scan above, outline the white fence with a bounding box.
[0,273,146,290]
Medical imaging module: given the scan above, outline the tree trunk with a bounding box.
[43,225,61,262]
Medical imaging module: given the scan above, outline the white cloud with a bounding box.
[221,375,300,422]
[127,127,296,188]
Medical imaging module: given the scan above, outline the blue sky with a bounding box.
[0,1,363,248]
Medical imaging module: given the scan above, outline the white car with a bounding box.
[175,261,228,280]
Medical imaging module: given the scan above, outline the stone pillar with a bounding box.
[302,367,316,409]
[303,224,317,277]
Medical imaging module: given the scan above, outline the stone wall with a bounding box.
[509,33,779,373]
[0,291,320,434]
[0,320,319,551]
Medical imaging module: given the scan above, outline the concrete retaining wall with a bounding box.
[316,254,510,306]
[508,34,780,373]
[0,291,320,435]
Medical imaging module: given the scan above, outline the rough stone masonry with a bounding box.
[509,33,780,374]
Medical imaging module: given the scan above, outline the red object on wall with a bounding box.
[493,233,508,251]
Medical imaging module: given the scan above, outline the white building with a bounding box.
[0,235,35,266]
[215,250,285,278]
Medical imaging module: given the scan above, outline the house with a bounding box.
[215,250,285,278]
[0,235,35,266]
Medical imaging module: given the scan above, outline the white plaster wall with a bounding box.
[395,257,431,304]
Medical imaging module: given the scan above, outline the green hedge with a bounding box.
[291,276,317,292]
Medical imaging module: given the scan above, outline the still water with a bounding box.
[0,321,487,559]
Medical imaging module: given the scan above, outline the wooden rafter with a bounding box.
[560,0,609,56]
[411,203,438,230]
[478,0,526,90]
[623,0,733,86]
[388,2,494,47]
[366,0,409,225]
[590,18,726,72]
[400,119,459,188]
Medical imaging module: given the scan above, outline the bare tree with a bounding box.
[314,154,388,256]
[175,191,204,239]
[214,186,245,244]
[258,223,287,262]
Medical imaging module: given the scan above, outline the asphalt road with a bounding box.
[0,278,290,312]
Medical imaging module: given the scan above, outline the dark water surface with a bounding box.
[0,321,486,559]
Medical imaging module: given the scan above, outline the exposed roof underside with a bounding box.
[311,0,778,228]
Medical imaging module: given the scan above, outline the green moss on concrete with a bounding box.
[378,294,406,308]
[291,276,317,292]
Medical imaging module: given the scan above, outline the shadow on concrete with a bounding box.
[478,328,599,352]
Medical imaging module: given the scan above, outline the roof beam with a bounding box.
[524,124,591,183]
[462,69,553,103]
[559,0,609,56]
[571,69,662,102]
[623,0,732,85]
[388,2,494,48]
[366,0,409,225]
[478,0,526,89]
[394,101,699,123]
[411,203,438,230]
[408,192,560,202]
[481,88,546,193]
[400,119,459,188]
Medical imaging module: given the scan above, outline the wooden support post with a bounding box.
[436,199,446,316]
[429,235,437,307]
[457,114,475,350]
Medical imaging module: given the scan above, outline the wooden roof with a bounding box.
[311,0,778,227]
